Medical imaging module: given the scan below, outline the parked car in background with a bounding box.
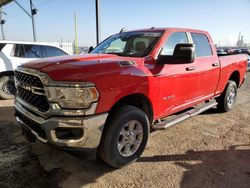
[217,48,227,56]
[247,55,250,71]
[224,48,234,55]
[234,49,242,54]
[241,48,250,55]
[0,41,69,99]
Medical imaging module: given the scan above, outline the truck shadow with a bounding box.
[0,105,115,188]
[35,146,116,187]
[199,107,219,115]
[2,104,250,187]
[139,145,250,188]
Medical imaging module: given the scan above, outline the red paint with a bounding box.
[22,28,247,120]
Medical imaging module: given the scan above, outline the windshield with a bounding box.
[91,31,163,57]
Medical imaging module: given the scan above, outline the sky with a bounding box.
[1,0,250,46]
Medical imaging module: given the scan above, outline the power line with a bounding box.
[6,0,54,20]
[37,0,54,8]
[6,12,22,20]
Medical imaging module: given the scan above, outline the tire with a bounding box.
[217,80,237,112]
[0,75,16,100]
[98,105,150,168]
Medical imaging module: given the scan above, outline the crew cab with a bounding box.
[0,41,69,99]
[14,28,247,168]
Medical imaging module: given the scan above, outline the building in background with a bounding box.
[48,41,73,54]
[236,32,244,47]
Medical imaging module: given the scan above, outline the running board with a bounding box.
[152,100,218,130]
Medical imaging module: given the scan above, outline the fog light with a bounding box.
[55,128,83,140]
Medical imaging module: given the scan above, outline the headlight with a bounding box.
[47,86,99,109]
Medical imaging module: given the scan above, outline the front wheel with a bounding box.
[217,80,237,112]
[98,105,150,168]
[0,75,16,100]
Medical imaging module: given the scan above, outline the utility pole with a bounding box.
[0,8,6,40]
[95,0,100,45]
[14,0,38,41]
[74,12,79,54]
[30,0,37,41]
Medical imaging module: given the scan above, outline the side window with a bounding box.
[23,45,43,58]
[161,32,188,55]
[18,44,25,57]
[191,33,212,57]
[13,44,22,57]
[13,44,25,57]
[43,46,67,57]
[13,44,43,58]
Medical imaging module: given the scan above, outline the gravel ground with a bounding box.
[0,73,250,188]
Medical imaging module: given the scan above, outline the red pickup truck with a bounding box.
[14,28,247,168]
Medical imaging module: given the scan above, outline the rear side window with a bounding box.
[13,44,43,58]
[13,44,24,57]
[43,46,67,57]
[161,32,188,56]
[191,33,212,57]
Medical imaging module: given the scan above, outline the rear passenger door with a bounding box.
[11,44,43,66]
[190,33,220,99]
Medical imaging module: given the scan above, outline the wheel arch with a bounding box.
[0,71,15,99]
[228,71,240,88]
[0,71,14,78]
[107,93,154,125]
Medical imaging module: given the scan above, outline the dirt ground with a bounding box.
[0,73,250,188]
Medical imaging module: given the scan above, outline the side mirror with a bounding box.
[88,46,94,53]
[158,43,195,65]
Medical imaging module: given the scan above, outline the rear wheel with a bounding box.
[217,80,237,112]
[0,75,16,99]
[98,105,149,168]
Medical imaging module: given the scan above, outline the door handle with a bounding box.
[186,67,195,71]
[212,63,219,67]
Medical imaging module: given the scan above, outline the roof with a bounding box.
[0,40,69,54]
[129,27,208,34]
[0,40,59,46]
[0,0,12,7]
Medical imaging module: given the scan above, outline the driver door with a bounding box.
[156,32,200,117]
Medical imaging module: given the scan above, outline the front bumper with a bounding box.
[15,101,108,150]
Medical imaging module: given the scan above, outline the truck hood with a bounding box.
[21,54,143,81]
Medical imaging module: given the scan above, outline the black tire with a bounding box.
[0,75,16,100]
[217,80,237,112]
[98,105,150,168]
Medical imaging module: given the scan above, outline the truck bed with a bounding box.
[216,54,247,95]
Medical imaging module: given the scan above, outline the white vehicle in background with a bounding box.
[247,55,250,72]
[0,41,69,99]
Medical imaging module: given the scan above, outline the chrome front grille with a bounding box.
[15,71,44,87]
[15,70,50,112]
